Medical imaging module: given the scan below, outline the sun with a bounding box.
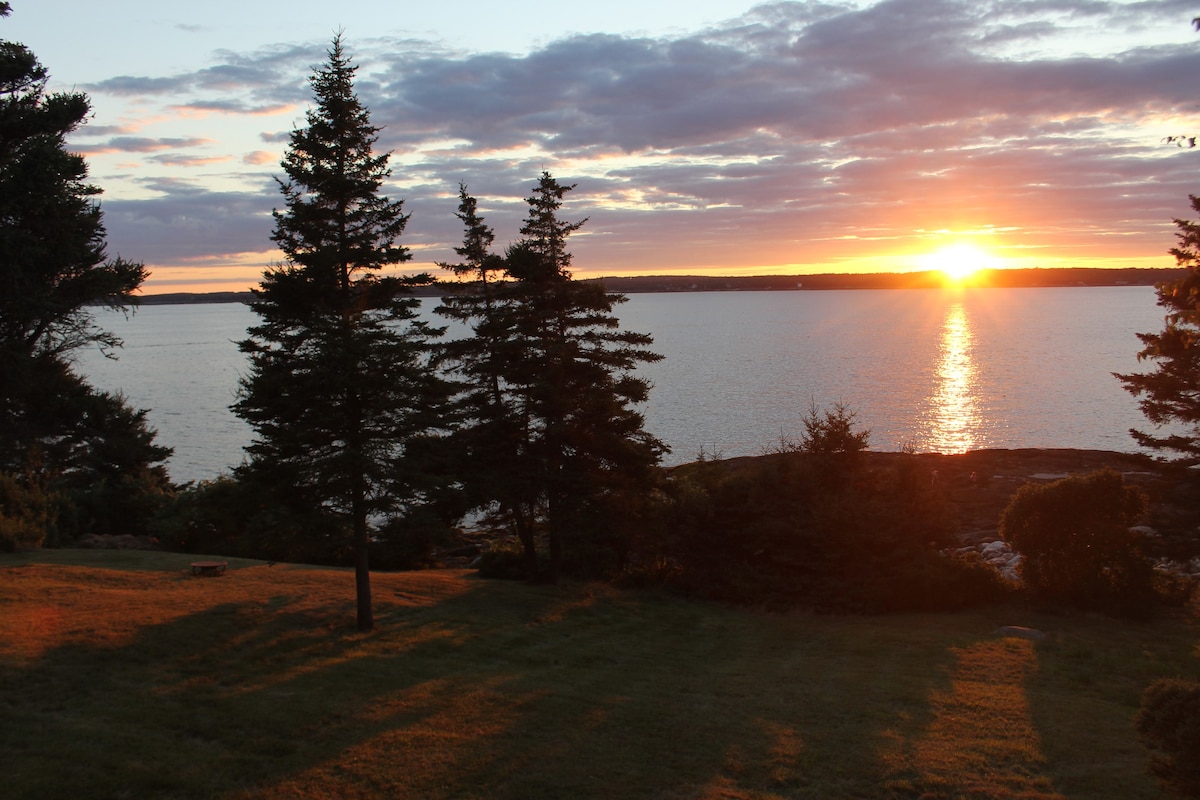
[921,243,992,283]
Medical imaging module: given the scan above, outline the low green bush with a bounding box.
[649,450,1008,612]
[999,469,1156,616]
[154,475,352,564]
[1135,677,1200,797]
[0,472,54,551]
[476,538,539,580]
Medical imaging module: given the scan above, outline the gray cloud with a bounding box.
[101,179,277,264]
[78,136,212,154]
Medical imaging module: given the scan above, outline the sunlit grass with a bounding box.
[1,550,1197,799]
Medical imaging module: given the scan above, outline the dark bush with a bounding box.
[154,475,349,564]
[999,469,1157,616]
[1136,678,1200,797]
[649,450,1007,612]
[157,474,457,570]
[370,508,454,570]
[0,472,55,551]
[476,538,540,580]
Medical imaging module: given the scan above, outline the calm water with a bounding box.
[77,287,1169,484]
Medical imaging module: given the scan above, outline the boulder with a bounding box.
[993,625,1046,641]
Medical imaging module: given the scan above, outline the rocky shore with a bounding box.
[877,448,1200,579]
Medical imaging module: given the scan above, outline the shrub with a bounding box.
[799,399,870,458]
[772,401,870,488]
[652,449,1002,612]
[0,472,55,551]
[476,538,539,580]
[999,468,1155,616]
[1136,678,1200,797]
[370,508,454,571]
[153,475,346,564]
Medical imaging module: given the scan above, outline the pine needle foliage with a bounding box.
[0,4,169,535]
[1117,195,1200,463]
[437,175,667,580]
[234,35,448,631]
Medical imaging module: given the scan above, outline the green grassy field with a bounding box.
[1,550,1197,799]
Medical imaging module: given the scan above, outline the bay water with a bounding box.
[77,287,1169,484]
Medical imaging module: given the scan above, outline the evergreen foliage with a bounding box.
[0,469,54,551]
[772,400,871,486]
[0,8,146,361]
[0,4,170,541]
[233,36,449,630]
[437,175,667,580]
[653,449,1002,612]
[1118,195,1200,463]
[798,400,870,458]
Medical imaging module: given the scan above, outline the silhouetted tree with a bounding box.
[1117,196,1200,463]
[234,35,448,630]
[0,3,170,539]
[435,184,540,568]
[437,173,667,580]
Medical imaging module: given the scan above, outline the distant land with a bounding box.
[137,267,1186,305]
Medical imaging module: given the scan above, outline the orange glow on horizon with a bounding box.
[919,243,995,285]
[136,249,1171,296]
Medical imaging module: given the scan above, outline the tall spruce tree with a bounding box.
[234,35,447,630]
[0,2,170,543]
[437,184,540,570]
[1117,195,1200,463]
[437,173,666,580]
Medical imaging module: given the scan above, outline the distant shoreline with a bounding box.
[136,266,1184,305]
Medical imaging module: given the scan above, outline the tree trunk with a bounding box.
[352,452,373,630]
[510,504,538,579]
[547,492,562,584]
[354,508,373,631]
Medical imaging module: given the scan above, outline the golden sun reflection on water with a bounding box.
[930,303,980,453]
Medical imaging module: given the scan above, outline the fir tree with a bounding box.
[1117,195,1200,463]
[437,173,666,580]
[235,35,448,630]
[436,184,540,571]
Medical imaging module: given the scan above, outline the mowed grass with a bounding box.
[1,550,1197,800]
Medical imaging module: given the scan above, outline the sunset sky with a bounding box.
[8,0,1200,293]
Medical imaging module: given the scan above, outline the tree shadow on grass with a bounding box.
[222,590,971,799]
[4,566,1021,800]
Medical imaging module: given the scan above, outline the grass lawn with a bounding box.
[1,549,1197,799]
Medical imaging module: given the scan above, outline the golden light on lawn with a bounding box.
[879,639,1059,797]
[921,242,993,283]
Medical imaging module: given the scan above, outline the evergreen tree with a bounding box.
[437,173,667,580]
[0,3,170,537]
[437,184,540,571]
[0,3,146,360]
[1117,195,1200,463]
[234,35,447,630]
